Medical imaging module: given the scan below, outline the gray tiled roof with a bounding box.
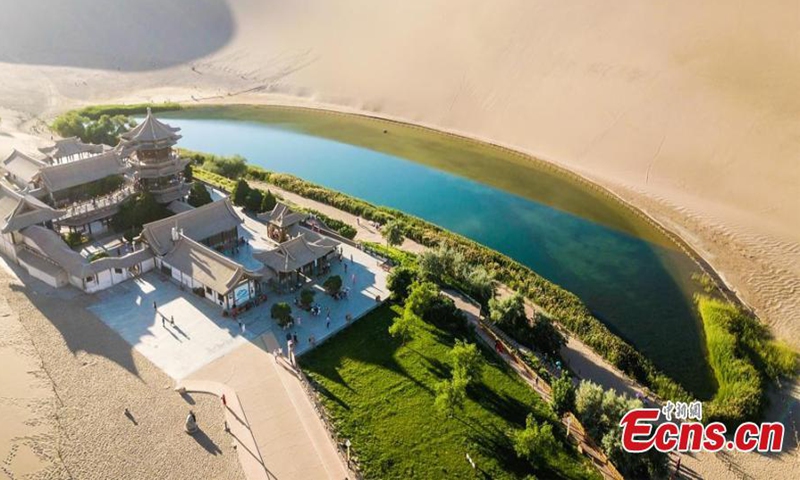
[0,183,63,234]
[258,202,306,228]
[139,198,242,255]
[2,149,47,184]
[35,151,129,193]
[38,137,104,161]
[20,225,153,278]
[161,236,258,294]
[254,234,335,274]
[118,108,181,151]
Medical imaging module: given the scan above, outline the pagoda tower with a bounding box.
[117,108,190,204]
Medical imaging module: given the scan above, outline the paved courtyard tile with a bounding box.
[87,243,388,379]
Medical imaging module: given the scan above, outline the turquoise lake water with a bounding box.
[161,116,714,397]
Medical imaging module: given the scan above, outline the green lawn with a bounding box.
[301,304,599,479]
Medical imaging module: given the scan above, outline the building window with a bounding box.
[205,286,213,296]
[114,268,123,274]
[85,276,95,283]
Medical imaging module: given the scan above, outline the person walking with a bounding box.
[326,319,331,329]
[221,394,227,408]
[153,301,157,311]
[344,262,348,273]
[170,315,175,326]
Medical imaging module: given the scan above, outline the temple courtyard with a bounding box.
[87,241,388,380]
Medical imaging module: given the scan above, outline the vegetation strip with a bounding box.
[697,296,796,425]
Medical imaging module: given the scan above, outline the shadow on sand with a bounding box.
[0,0,235,71]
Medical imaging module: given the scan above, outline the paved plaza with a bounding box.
[87,242,388,379]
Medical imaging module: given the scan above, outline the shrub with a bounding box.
[381,219,404,247]
[87,251,110,262]
[203,154,248,178]
[387,265,418,302]
[574,381,668,478]
[271,302,292,326]
[187,182,212,208]
[299,288,316,308]
[550,374,575,416]
[389,308,417,345]
[434,375,468,416]
[63,231,85,247]
[420,294,469,336]
[323,275,343,295]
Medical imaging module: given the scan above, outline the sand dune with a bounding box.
[0,0,797,340]
[0,0,797,373]
[0,3,798,477]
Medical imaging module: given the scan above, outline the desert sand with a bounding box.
[0,0,798,478]
[0,0,796,348]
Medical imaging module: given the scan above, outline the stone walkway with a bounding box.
[181,335,350,480]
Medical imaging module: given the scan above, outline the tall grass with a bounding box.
[698,296,797,424]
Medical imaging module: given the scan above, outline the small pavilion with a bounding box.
[259,202,307,242]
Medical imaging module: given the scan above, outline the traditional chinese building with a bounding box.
[38,137,105,165]
[117,108,190,204]
[259,202,307,242]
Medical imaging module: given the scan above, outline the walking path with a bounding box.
[181,335,350,480]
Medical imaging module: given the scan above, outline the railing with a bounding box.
[59,185,135,220]
[293,366,363,480]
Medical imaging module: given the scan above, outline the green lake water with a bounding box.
[157,106,715,398]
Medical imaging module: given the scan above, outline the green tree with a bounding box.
[260,189,277,213]
[388,309,417,345]
[550,374,576,416]
[187,182,212,208]
[512,414,557,464]
[183,163,194,182]
[405,281,439,317]
[231,179,251,206]
[434,375,467,416]
[529,313,566,358]
[450,341,482,385]
[245,189,263,211]
[323,275,343,295]
[489,293,527,329]
[381,219,404,247]
[300,288,316,308]
[271,302,293,326]
[465,265,495,304]
[386,265,417,302]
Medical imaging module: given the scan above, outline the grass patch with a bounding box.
[698,296,797,425]
[301,304,599,479]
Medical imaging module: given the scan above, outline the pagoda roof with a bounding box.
[118,108,181,151]
[38,137,105,161]
[254,234,335,274]
[258,202,307,228]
